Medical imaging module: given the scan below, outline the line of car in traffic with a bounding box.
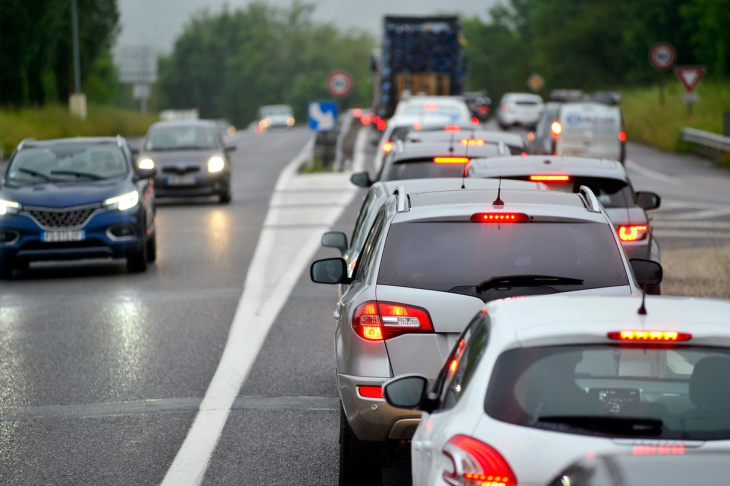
[310,94,730,485]
[0,118,236,279]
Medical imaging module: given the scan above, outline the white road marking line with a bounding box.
[160,137,360,485]
[625,159,681,185]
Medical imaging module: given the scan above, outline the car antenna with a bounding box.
[638,288,647,315]
[461,131,471,189]
[492,176,504,206]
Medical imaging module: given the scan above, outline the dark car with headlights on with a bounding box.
[136,120,234,203]
[0,136,156,278]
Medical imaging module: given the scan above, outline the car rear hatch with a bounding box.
[558,104,621,158]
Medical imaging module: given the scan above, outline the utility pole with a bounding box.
[69,0,87,118]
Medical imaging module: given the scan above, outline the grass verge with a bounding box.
[1,104,159,158]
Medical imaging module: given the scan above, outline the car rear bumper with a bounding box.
[338,372,422,441]
[154,172,230,198]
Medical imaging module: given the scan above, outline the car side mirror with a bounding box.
[225,144,237,152]
[636,191,660,210]
[383,375,429,410]
[350,171,373,188]
[310,258,351,284]
[630,259,663,286]
[322,231,348,255]
[137,168,156,179]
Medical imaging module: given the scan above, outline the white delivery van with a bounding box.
[547,102,626,162]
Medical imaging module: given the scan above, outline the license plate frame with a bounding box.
[166,175,197,186]
[42,230,86,242]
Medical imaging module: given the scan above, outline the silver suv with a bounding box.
[311,184,662,485]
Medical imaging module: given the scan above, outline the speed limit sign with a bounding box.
[649,42,676,71]
[326,70,353,98]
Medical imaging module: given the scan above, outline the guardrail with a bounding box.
[680,127,730,153]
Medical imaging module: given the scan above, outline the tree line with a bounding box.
[462,0,730,100]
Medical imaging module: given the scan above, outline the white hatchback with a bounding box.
[497,93,544,129]
[384,295,730,486]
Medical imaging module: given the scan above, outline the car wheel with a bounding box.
[146,231,157,263]
[219,186,232,204]
[0,257,14,280]
[339,405,383,486]
[127,241,148,273]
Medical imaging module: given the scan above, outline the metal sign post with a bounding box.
[648,42,676,107]
[118,45,158,113]
[674,65,707,123]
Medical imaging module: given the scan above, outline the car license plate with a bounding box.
[42,230,85,242]
[166,176,196,186]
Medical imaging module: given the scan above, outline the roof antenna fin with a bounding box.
[638,288,647,315]
[492,176,504,206]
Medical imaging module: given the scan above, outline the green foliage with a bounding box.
[158,1,375,127]
[0,105,158,158]
[0,0,120,107]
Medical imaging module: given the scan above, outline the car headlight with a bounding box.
[0,199,20,216]
[208,155,225,173]
[105,191,139,211]
[138,158,155,170]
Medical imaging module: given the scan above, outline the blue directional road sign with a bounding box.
[308,101,338,132]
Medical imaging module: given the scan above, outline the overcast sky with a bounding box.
[116,0,500,54]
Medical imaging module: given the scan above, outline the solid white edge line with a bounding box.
[161,134,357,486]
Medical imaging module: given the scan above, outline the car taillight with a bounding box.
[470,213,530,222]
[618,225,648,241]
[377,120,386,131]
[383,141,393,153]
[357,385,384,399]
[551,121,562,138]
[352,301,433,341]
[479,105,488,114]
[471,116,479,125]
[361,114,372,125]
[607,331,692,342]
[529,175,569,182]
[442,435,517,486]
[353,108,362,118]
[619,131,627,142]
[444,125,461,132]
[460,139,485,146]
[434,157,469,164]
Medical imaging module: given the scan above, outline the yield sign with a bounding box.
[673,65,706,93]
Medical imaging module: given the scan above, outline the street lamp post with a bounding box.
[69,0,87,118]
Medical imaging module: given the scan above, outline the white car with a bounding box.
[384,295,730,486]
[497,92,545,129]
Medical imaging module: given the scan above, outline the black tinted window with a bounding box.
[485,345,730,440]
[506,176,635,208]
[382,160,465,181]
[377,221,628,296]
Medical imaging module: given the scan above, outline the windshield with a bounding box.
[377,221,628,297]
[485,345,730,440]
[144,125,218,150]
[7,145,128,183]
[502,176,635,208]
[260,105,293,116]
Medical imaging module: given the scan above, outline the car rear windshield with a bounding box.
[8,145,129,183]
[377,221,627,298]
[505,176,635,208]
[145,125,218,150]
[381,160,467,181]
[484,345,730,441]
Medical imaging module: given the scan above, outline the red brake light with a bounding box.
[526,132,535,141]
[352,301,433,341]
[360,114,372,125]
[471,213,530,222]
[633,444,685,456]
[444,125,461,132]
[424,102,437,110]
[434,157,469,164]
[373,115,382,124]
[376,120,386,131]
[471,116,479,125]
[619,131,627,142]
[357,385,384,399]
[479,105,488,114]
[460,139,486,146]
[353,108,362,118]
[618,225,648,242]
[607,331,692,342]
[413,122,422,130]
[529,175,570,182]
[383,141,393,153]
[551,121,562,138]
[443,435,516,486]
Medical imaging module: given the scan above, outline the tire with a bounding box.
[339,405,383,486]
[0,257,14,280]
[146,231,157,263]
[219,186,231,204]
[127,241,148,273]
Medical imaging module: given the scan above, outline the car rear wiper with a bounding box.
[476,275,584,292]
[537,415,663,436]
[50,170,104,180]
[18,168,54,181]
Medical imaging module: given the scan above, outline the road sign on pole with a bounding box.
[527,73,544,92]
[326,70,353,98]
[674,65,706,93]
[308,101,338,132]
[649,42,676,71]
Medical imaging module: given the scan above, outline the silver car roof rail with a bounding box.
[393,185,409,212]
[579,185,601,213]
